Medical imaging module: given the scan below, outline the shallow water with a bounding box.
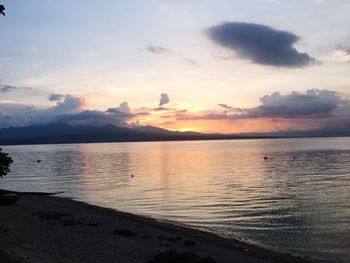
[2,137,350,262]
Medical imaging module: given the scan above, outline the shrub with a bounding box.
[0,148,13,178]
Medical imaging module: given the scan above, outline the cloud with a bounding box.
[134,112,149,117]
[207,22,316,68]
[175,89,350,133]
[174,109,188,118]
[53,95,85,114]
[0,92,161,129]
[218,104,244,114]
[107,101,131,114]
[0,84,32,93]
[218,103,234,110]
[181,89,349,123]
[0,85,18,93]
[147,45,198,66]
[55,109,133,127]
[0,94,87,128]
[249,90,342,118]
[1,95,83,127]
[119,101,131,113]
[159,93,170,107]
[48,93,65,101]
[338,46,350,54]
[147,45,170,54]
[331,46,350,63]
[0,91,140,128]
[153,107,169,111]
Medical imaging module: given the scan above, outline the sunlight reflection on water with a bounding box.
[2,137,350,262]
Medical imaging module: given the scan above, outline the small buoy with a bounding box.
[131,174,134,178]
[263,156,268,160]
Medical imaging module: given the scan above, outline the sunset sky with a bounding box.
[1,0,350,133]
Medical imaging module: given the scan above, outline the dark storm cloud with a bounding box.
[207,22,316,68]
[147,45,170,54]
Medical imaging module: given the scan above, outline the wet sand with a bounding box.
[0,192,314,263]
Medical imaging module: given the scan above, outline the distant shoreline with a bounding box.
[1,134,350,147]
[0,190,314,263]
[1,122,349,146]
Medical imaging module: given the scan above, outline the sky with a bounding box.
[1,0,350,133]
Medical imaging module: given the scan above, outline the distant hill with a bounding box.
[0,123,349,145]
[0,123,242,145]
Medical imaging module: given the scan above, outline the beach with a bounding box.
[0,192,313,263]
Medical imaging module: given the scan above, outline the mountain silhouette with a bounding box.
[0,123,238,145]
[0,123,349,145]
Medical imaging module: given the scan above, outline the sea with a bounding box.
[1,137,350,262]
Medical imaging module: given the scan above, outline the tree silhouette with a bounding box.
[0,4,5,16]
[0,2,11,177]
[0,148,13,178]
[0,5,13,178]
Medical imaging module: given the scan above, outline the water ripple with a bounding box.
[2,138,350,262]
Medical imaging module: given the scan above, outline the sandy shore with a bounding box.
[0,191,314,263]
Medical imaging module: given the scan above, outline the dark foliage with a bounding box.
[0,148,13,177]
[0,4,5,16]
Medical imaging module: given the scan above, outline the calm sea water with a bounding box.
[2,138,350,262]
